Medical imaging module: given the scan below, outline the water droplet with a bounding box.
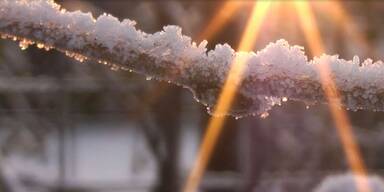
[111,65,119,71]
[65,51,87,63]
[19,41,29,50]
[260,112,269,119]
[45,46,52,51]
[37,43,44,49]
[306,105,310,109]
[19,45,28,50]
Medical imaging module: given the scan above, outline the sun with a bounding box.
[184,1,372,192]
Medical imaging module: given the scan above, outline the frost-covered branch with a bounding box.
[1,0,384,117]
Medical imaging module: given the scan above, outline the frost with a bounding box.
[1,0,384,118]
[313,173,384,192]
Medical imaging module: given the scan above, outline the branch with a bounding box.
[1,0,384,117]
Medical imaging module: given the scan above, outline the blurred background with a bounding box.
[1,0,384,192]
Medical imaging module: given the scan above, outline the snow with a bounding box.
[314,173,384,192]
[1,0,384,118]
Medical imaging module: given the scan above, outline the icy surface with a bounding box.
[1,0,384,118]
[313,173,384,192]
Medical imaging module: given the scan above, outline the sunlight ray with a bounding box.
[133,2,243,111]
[294,1,371,192]
[324,1,376,57]
[183,1,272,192]
[197,1,243,42]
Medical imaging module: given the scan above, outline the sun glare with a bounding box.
[197,1,244,42]
[294,1,371,192]
[183,1,272,192]
[185,1,372,192]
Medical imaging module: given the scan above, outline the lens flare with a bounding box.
[183,1,272,192]
[294,1,371,192]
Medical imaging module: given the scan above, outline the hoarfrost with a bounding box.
[1,0,384,118]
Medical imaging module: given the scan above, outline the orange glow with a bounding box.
[197,1,243,42]
[294,2,324,56]
[294,1,370,192]
[183,2,272,192]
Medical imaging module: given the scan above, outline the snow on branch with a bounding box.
[1,0,384,118]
